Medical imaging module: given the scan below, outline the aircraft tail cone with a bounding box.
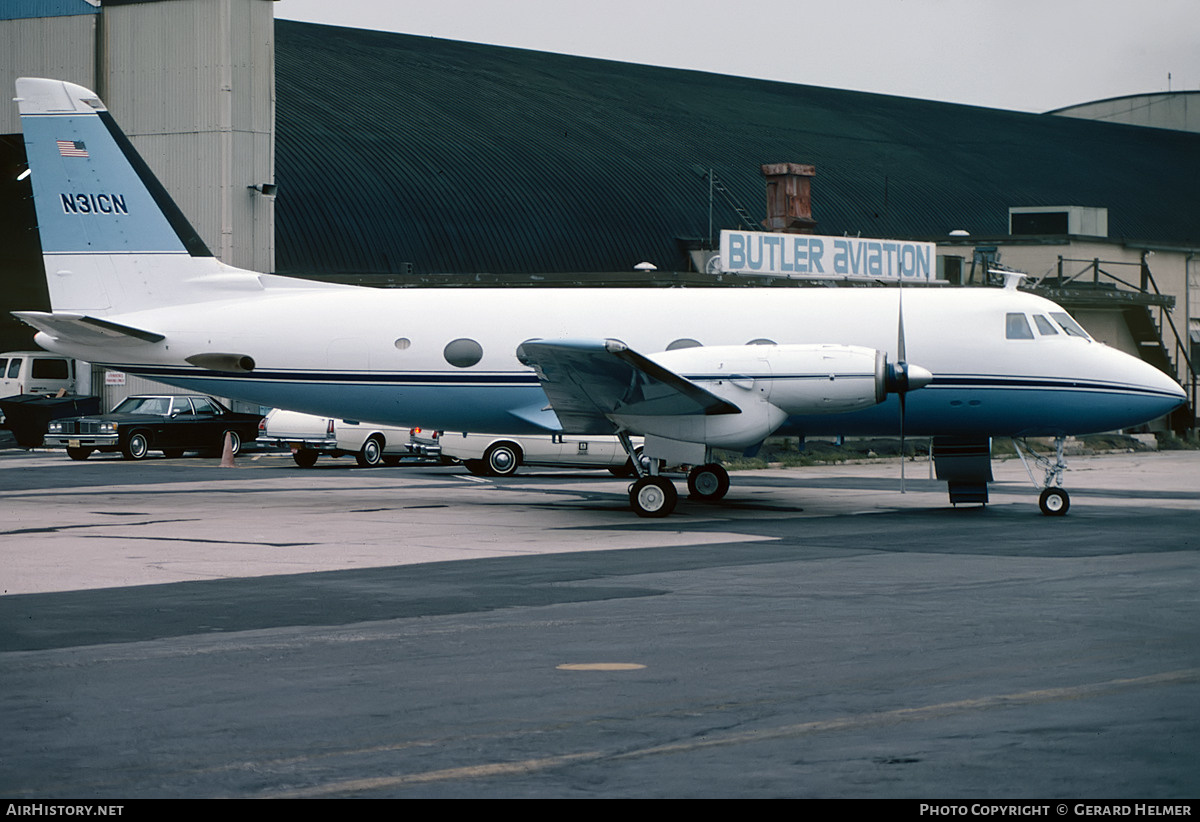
[219,432,236,468]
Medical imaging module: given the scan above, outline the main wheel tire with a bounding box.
[630,476,677,518]
[1039,487,1070,516]
[356,436,384,467]
[484,442,521,477]
[293,448,319,468]
[66,447,92,461]
[687,463,730,501]
[122,432,150,460]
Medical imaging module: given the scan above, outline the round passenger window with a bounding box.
[393,338,411,350]
[444,338,483,368]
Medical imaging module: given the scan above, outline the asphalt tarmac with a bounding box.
[1,446,1198,798]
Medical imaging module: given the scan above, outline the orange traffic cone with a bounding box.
[219,431,236,468]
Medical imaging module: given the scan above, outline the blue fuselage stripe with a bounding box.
[109,364,1181,439]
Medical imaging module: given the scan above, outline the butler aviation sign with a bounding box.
[720,229,936,282]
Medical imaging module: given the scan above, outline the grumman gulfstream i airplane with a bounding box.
[12,79,1187,516]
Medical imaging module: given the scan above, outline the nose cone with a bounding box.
[1096,347,1188,432]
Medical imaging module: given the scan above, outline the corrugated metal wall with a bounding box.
[1,0,275,404]
[103,0,274,273]
[0,13,97,135]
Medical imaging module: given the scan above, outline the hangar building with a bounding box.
[1,0,1196,427]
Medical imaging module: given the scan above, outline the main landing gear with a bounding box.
[1013,436,1070,516]
[619,433,731,517]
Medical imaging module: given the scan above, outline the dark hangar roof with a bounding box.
[273,19,1200,278]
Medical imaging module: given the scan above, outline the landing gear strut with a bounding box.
[617,432,682,517]
[1013,436,1070,516]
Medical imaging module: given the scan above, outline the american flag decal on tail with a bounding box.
[56,140,88,158]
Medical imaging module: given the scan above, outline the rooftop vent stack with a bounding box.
[761,163,817,234]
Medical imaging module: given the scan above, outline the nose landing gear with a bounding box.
[1014,437,1070,516]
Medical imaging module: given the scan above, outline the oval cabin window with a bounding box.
[444,338,484,368]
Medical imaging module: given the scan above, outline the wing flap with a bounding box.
[518,339,739,434]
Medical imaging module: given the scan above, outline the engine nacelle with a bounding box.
[652,343,889,415]
[608,344,894,452]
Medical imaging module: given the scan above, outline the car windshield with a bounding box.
[112,397,172,416]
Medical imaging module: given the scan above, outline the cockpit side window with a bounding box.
[1050,312,1091,340]
[1033,315,1059,335]
[1006,313,1035,339]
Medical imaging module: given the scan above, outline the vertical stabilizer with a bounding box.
[16,78,224,316]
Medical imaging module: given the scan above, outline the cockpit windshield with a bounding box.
[1007,311,1092,341]
[1050,312,1091,339]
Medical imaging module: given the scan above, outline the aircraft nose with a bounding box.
[1129,354,1187,419]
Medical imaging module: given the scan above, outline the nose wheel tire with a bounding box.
[687,463,730,501]
[1038,487,1070,516]
[630,476,678,518]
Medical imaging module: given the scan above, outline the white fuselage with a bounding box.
[35,283,1186,441]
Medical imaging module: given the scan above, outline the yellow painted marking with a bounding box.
[265,667,1200,798]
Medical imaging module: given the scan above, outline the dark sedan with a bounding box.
[45,394,264,461]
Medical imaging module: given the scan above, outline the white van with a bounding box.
[0,351,77,397]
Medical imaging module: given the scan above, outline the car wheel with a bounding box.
[484,442,521,476]
[222,430,242,456]
[66,447,92,461]
[356,435,384,467]
[293,448,319,468]
[122,432,150,460]
[608,446,644,478]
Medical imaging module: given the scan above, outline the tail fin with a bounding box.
[16,78,225,316]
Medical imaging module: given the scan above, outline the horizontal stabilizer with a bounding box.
[517,339,739,434]
[12,311,164,345]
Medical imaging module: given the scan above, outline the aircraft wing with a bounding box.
[518,339,740,434]
[12,311,165,345]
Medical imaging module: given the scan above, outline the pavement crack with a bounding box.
[0,518,201,536]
